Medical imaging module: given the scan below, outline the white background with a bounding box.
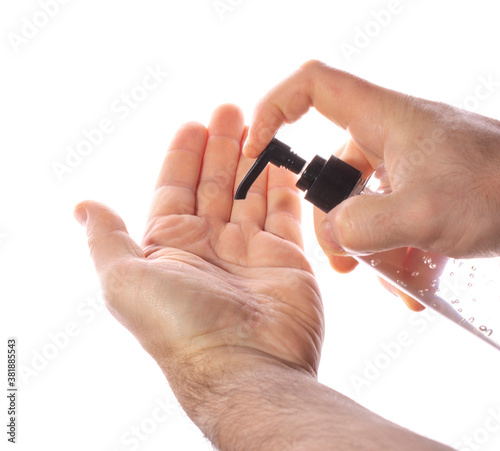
[2,0,500,450]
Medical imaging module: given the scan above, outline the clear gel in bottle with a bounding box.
[351,161,500,351]
[235,138,500,351]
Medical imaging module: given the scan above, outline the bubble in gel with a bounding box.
[468,283,473,287]
[458,261,464,268]
[472,266,477,271]
[370,259,381,267]
[429,263,437,269]
[470,274,475,278]
[397,280,407,288]
[411,272,419,277]
[469,317,475,323]
[479,325,492,336]
[450,272,454,277]
[458,308,462,312]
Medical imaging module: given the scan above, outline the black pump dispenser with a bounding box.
[234,139,306,200]
[235,138,363,213]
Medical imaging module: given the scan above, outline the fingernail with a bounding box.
[319,221,345,255]
[73,206,87,226]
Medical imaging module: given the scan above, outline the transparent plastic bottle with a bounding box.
[354,163,500,351]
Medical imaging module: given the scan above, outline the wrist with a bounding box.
[162,347,311,414]
[161,350,314,450]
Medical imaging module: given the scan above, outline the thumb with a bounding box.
[318,192,419,255]
[74,201,144,275]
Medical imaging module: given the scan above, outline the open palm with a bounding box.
[76,105,323,379]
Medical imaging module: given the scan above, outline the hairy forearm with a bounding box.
[164,358,454,451]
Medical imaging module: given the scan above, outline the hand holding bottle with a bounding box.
[243,60,500,308]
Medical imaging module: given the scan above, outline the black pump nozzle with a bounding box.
[236,137,364,213]
[234,138,306,199]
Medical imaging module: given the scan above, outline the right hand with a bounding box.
[243,60,500,310]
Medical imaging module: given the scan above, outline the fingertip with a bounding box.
[223,103,245,118]
[76,200,128,233]
[242,140,258,158]
[74,202,88,227]
[174,121,207,146]
[242,132,264,159]
[327,255,358,273]
[179,120,206,132]
[210,103,245,127]
[243,120,279,158]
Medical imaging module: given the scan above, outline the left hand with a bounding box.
[74,104,324,409]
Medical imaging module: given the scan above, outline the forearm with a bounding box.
[164,358,454,451]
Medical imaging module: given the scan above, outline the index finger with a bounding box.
[243,60,399,160]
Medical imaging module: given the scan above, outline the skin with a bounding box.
[243,60,500,311]
[75,103,454,450]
